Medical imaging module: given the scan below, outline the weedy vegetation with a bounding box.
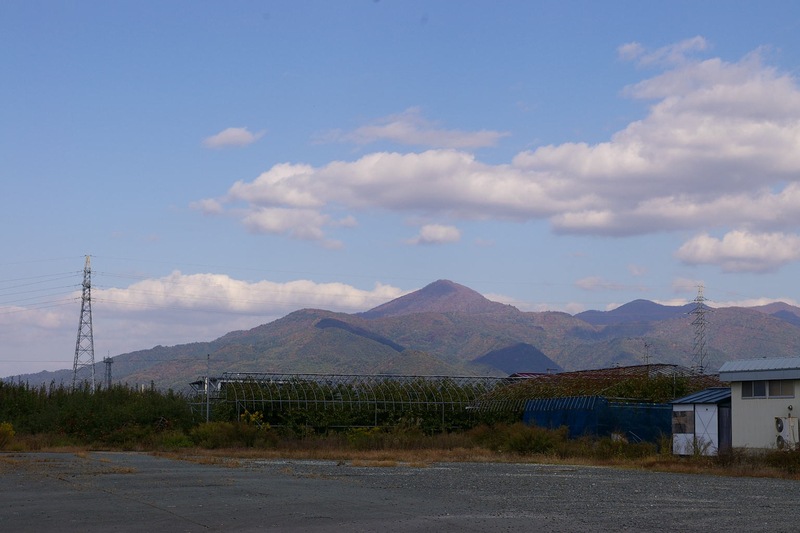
[3,379,800,479]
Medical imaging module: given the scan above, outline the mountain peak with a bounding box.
[574,299,698,326]
[359,279,516,319]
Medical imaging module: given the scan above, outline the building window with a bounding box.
[672,410,694,434]
[742,381,766,398]
[769,380,795,398]
[742,380,794,399]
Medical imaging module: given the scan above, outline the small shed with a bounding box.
[671,387,731,456]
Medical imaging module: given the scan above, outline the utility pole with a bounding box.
[205,353,211,422]
[690,286,711,374]
[72,255,96,391]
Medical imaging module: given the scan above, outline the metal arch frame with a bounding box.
[188,372,528,418]
[186,365,723,422]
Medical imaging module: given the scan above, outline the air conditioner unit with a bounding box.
[775,417,798,450]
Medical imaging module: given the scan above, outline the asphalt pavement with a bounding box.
[2,451,799,532]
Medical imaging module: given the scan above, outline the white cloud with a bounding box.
[652,298,691,307]
[575,276,647,292]
[482,293,585,314]
[628,264,647,277]
[94,272,404,315]
[713,296,799,308]
[404,224,462,245]
[203,127,265,149]
[192,41,800,271]
[671,277,704,295]
[576,277,624,291]
[322,107,510,149]
[675,230,800,272]
[618,36,709,67]
[241,207,329,241]
[321,239,345,250]
[329,215,359,228]
[0,274,407,377]
[475,238,495,246]
[189,198,224,215]
[617,42,646,62]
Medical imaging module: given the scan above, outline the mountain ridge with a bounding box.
[358,279,516,319]
[9,282,800,390]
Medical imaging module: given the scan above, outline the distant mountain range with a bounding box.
[10,279,800,390]
[574,299,698,325]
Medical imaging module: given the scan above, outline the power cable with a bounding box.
[0,290,79,306]
[0,300,78,316]
[0,284,78,300]
[0,272,78,286]
[0,256,84,267]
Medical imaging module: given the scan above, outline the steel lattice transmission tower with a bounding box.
[103,356,113,389]
[689,285,711,374]
[72,255,96,390]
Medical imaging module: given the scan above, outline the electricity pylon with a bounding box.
[103,356,113,389]
[689,285,711,374]
[72,255,96,390]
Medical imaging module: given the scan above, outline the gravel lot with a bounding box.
[2,451,799,532]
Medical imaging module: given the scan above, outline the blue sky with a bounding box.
[3,1,800,376]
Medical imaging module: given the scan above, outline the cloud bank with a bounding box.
[194,41,800,272]
[404,224,462,245]
[203,127,265,149]
[0,273,406,376]
[321,107,510,149]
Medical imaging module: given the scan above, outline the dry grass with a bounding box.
[350,459,398,468]
[109,466,139,474]
[8,430,800,481]
[152,452,245,469]
[171,445,505,464]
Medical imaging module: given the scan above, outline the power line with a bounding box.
[0,256,84,267]
[0,300,77,316]
[0,290,79,307]
[0,272,78,286]
[0,360,72,363]
[0,284,78,300]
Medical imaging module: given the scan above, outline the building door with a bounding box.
[718,405,732,453]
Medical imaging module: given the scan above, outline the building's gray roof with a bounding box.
[718,357,800,382]
[671,387,731,405]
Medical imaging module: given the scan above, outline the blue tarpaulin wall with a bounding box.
[523,396,672,443]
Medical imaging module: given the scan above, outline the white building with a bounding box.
[671,387,731,456]
[718,357,800,450]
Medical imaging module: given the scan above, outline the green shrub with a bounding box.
[469,422,569,455]
[763,447,800,474]
[190,421,235,448]
[101,424,155,449]
[592,436,655,460]
[0,421,15,449]
[189,421,271,448]
[346,427,382,450]
[156,430,194,449]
